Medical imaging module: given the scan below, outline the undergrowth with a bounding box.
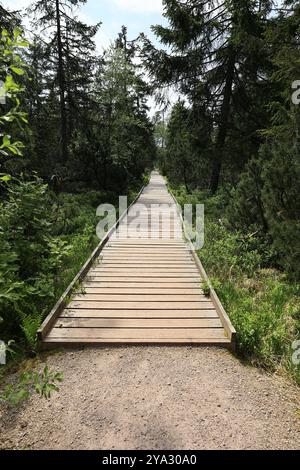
[172,185,300,385]
[0,176,141,360]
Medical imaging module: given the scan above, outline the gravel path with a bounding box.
[1,346,299,450]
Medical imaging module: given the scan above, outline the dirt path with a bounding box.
[1,346,299,450]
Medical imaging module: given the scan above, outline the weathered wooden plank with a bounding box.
[81,288,203,295]
[43,337,231,345]
[56,318,222,329]
[61,309,218,318]
[71,294,206,302]
[68,301,215,309]
[101,255,190,259]
[88,273,200,279]
[102,254,190,258]
[84,281,202,287]
[100,260,192,264]
[106,243,186,246]
[91,268,199,273]
[98,264,196,268]
[47,327,226,340]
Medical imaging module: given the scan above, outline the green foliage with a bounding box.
[159,102,212,190]
[19,310,43,353]
[143,0,271,193]
[203,225,300,384]
[91,45,155,190]
[226,156,269,234]
[174,185,300,384]
[0,176,118,350]
[0,28,28,179]
[164,102,195,192]
[216,272,300,383]
[0,365,63,406]
[0,177,52,277]
[201,281,210,297]
[148,1,300,283]
[261,143,300,279]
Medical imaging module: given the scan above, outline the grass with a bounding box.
[171,184,300,385]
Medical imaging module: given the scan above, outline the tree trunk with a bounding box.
[55,0,68,163]
[210,51,235,194]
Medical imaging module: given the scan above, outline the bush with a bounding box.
[199,221,274,279]
[0,177,111,350]
[261,144,300,279]
[226,144,300,280]
[173,185,300,384]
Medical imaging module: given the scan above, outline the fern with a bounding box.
[19,311,43,352]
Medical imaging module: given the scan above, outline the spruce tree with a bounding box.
[141,0,272,192]
[29,0,100,166]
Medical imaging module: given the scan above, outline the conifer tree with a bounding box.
[141,0,272,192]
[29,0,100,165]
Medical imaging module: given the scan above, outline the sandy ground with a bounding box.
[0,346,299,450]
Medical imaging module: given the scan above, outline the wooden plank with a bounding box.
[84,281,202,288]
[108,242,187,249]
[56,318,223,328]
[101,250,193,261]
[71,294,206,302]
[62,309,218,318]
[104,247,188,251]
[68,301,214,309]
[99,261,194,265]
[100,258,191,262]
[43,337,231,345]
[87,274,201,279]
[102,252,189,255]
[106,244,186,247]
[47,327,227,340]
[81,288,203,294]
[91,268,199,273]
[99,263,196,268]
[101,255,190,259]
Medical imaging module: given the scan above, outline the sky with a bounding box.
[3,0,167,52]
[3,0,171,113]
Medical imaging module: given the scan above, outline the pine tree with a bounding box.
[0,2,21,32]
[141,0,272,192]
[260,1,300,277]
[165,101,194,191]
[93,40,154,190]
[29,0,100,165]
[227,1,300,278]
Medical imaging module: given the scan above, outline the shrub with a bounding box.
[0,177,120,351]
[174,185,300,384]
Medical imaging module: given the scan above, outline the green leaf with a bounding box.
[13,28,22,39]
[0,174,11,182]
[10,66,24,76]
[2,135,11,147]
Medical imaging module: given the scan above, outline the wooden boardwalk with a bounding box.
[39,172,235,347]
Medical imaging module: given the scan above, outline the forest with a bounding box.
[0,0,299,406]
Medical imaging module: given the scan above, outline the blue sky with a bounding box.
[5,0,167,51]
[4,0,175,113]
[81,0,166,50]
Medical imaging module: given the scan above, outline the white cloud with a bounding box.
[113,0,163,13]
